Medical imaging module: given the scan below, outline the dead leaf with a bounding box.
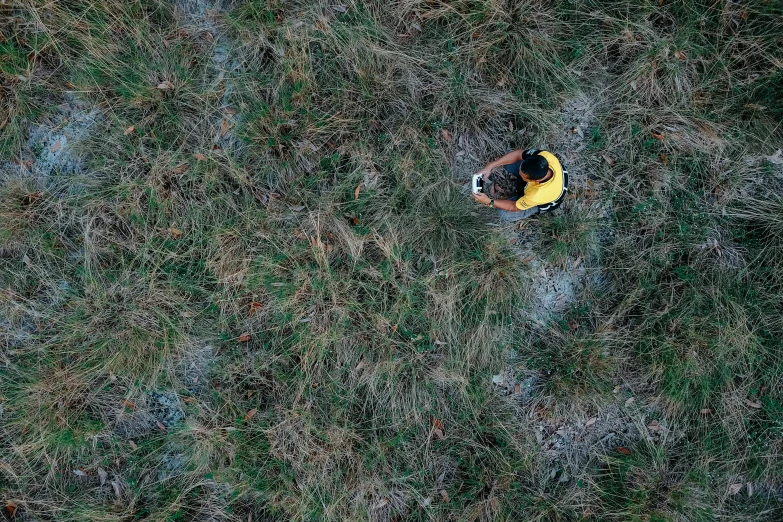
[613,385,621,394]
[728,483,743,495]
[616,447,632,455]
[128,440,138,451]
[168,228,183,239]
[193,153,207,161]
[647,420,661,432]
[0,118,7,130]
[156,421,167,431]
[332,4,347,12]
[354,183,361,200]
[120,399,136,410]
[392,324,398,333]
[585,417,598,427]
[522,255,535,264]
[439,489,449,502]
[573,256,583,269]
[73,469,87,477]
[172,162,190,174]
[651,132,665,140]
[744,398,762,409]
[182,396,197,404]
[747,482,753,496]
[351,217,360,226]
[514,383,521,394]
[624,397,636,407]
[659,153,668,166]
[124,125,135,136]
[601,154,616,166]
[700,408,712,415]
[6,501,17,517]
[440,128,452,143]
[249,301,264,316]
[238,333,251,342]
[98,467,108,486]
[220,119,231,136]
[431,418,445,435]
[111,480,122,498]
[222,106,238,115]
[355,360,367,371]
[674,50,687,60]
[433,428,444,440]
[156,80,175,90]
[290,204,306,212]
[51,139,62,153]
[244,408,258,421]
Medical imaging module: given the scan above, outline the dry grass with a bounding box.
[2,0,783,520]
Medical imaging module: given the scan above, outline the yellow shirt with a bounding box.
[515,151,565,211]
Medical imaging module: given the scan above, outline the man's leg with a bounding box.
[497,206,539,222]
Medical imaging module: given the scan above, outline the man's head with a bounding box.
[519,155,550,182]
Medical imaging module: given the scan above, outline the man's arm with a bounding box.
[471,193,521,212]
[478,150,524,178]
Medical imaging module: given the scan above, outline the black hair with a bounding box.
[520,155,550,180]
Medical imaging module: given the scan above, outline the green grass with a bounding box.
[2,0,783,520]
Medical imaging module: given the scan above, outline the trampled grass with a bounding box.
[2,0,783,520]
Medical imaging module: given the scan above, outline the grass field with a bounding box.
[2,0,783,520]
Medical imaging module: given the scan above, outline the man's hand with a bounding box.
[477,166,493,180]
[472,192,491,206]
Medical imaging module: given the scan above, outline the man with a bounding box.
[472,148,569,222]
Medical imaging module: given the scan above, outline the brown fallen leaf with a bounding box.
[439,489,449,502]
[73,469,87,477]
[182,396,198,404]
[433,428,444,440]
[351,216,360,226]
[700,408,712,415]
[651,132,665,140]
[744,398,762,409]
[168,228,183,239]
[244,408,258,421]
[624,397,636,407]
[120,399,136,410]
[616,447,632,455]
[514,383,521,394]
[124,125,135,136]
[193,153,207,161]
[249,301,264,317]
[0,118,7,130]
[5,501,17,517]
[238,333,251,342]
[674,50,687,60]
[728,483,743,495]
[354,183,362,200]
[660,153,668,166]
[222,106,238,115]
[431,417,445,435]
[156,80,175,90]
[440,128,452,143]
[573,256,583,269]
[220,119,231,136]
[601,154,616,166]
[128,440,138,451]
[585,416,598,427]
[51,139,62,153]
[647,420,661,432]
[156,420,167,431]
[355,360,367,371]
[522,255,535,264]
[172,162,190,174]
[111,480,122,498]
[613,385,621,394]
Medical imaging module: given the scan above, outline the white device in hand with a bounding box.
[472,173,484,194]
